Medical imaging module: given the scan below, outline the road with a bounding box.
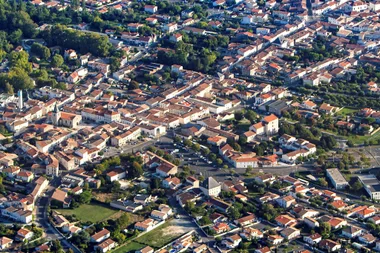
[34,179,81,253]
[168,197,218,252]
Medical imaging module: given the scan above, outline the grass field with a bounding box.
[337,107,358,116]
[112,242,145,253]
[236,119,251,132]
[346,129,380,145]
[56,202,119,223]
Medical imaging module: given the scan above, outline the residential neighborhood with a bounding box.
[0,0,380,252]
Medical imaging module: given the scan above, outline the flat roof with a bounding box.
[326,168,348,185]
[358,174,380,193]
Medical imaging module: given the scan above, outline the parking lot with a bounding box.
[154,140,250,181]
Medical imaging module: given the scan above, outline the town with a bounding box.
[0,0,380,252]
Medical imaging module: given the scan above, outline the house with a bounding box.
[234,213,256,227]
[254,247,271,253]
[358,233,376,245]
[276,195,296,208]
[267,235,284,245]
[0,237,13,250]
[91,229,110,243]
[106,169,126,182]
[303,233,322,245]
[134,194,156,206]
[223,234,242,249]
[280,227,300,240]
[319,239,341,252]
[240,227,263,240]
[327,217,347,229]
[341,225,362,238]
[51,189,71,208]
[144,5,157,13]
[162,177,182,190]
[136,246,154,253]
[16,228,34,242]
[135,218,155,232]
[249,114,279,136]
[255,174,275,185]
[200,177,221,197]
[212,222,230,234]
[275,214,296,227]
[16,171,34,182]
[96,238,116,253]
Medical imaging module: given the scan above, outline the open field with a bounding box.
[336,107,358,116]
[134,219,194,248]
[112,242,145,253]
[56,202,119,223]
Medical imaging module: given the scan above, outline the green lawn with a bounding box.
[346,129,380,145]
[56,202,119,223]
[236,119,251,132]
[134,221,184,248]
[112,242,145,253]
[337,107,358,116]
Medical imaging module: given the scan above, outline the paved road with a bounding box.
[34,180,81,253]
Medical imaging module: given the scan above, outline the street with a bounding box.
[34,179,81,253]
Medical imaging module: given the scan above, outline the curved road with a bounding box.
[35,183,81,253]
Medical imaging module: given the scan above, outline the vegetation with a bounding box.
[56,202,118,223]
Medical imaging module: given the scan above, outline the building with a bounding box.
[249,114,279,136]
[0,237,13,250]
[200,177,221,197]
[358,174,380,200]
[91,229,110,243]
[326,168,349,190]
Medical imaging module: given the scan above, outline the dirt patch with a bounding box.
[161,218,195,236]
[92,192,118,203]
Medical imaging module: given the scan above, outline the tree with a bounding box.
[131,161,143,178]
[216,158,223,166]
[201,148,210,156]
[51,240,64,253]
[192,143,200,152]
[0,49,6,62]
[9,51,31,73]
[228,206,241,220]
[8,67,34,90]
[31,43,51,60]
[77,190,92,204]
[245,110,257,123]
[109,56,121,73]
[52,54,64,67]
[184,139,192,147]
[319,222,331,238]
[116,213,130,229]
[351,180,362,192]
[234,111,243,121]
[5,83,14,95]
[209,153,216,161]
[318,178,328,187]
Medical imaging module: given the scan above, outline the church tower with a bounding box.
[18,90,23,111]
[52,103,61,126]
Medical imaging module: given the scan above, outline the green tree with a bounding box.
[318,178,328,187]
[8,67,34,90]
[51,54,64,67]
[216,158,223,166]
[319,222,331,238]
[131,161,143,178]
[77,190,92,204]
[351,180,362,192]
[9,51,32,73]
[109,56,121,73]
